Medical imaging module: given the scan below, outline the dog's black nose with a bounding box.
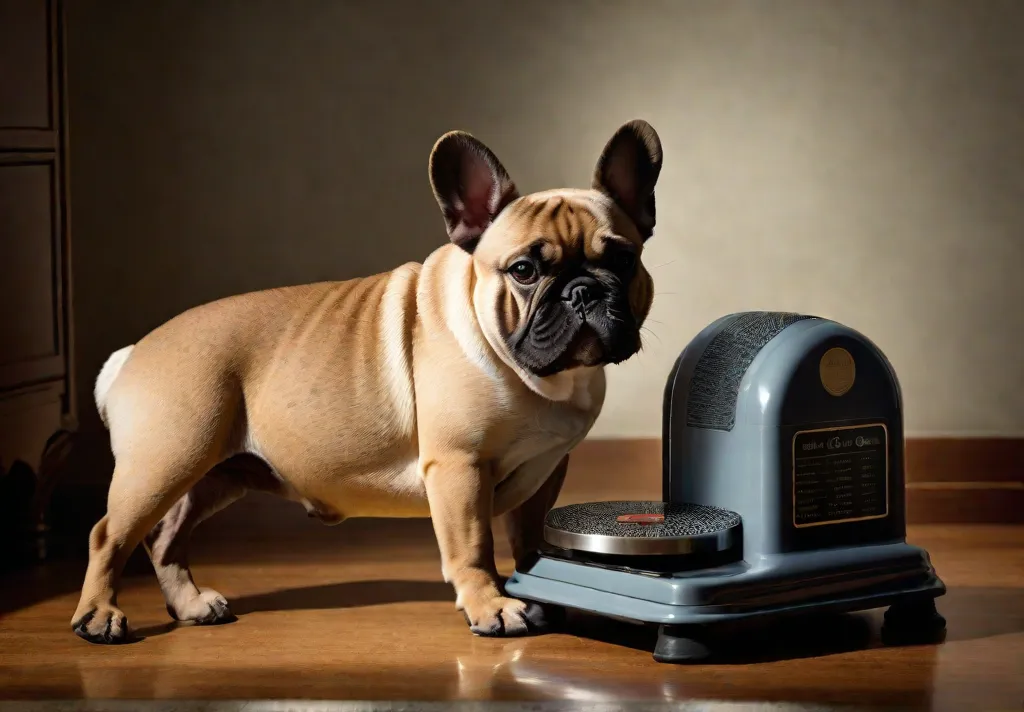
[570,283,591,303]
[562,276,600,312]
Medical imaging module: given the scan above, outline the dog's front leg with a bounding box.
[423,454,546,636]
[501,453,570,570]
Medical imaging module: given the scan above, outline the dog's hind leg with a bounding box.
[71,381,242,644]
[143,470,245,625]
[143,456,281,625]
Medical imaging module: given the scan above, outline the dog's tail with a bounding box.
[94,345,134,429]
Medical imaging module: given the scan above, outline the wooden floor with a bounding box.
[1,508,1022,710]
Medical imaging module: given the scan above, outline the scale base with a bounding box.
[505,540,946,664]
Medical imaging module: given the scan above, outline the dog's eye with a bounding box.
[610,250,636,273]
[509,260,538,285]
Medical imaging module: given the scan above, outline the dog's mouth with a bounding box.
[529,326,601,377]
[529,323,640,377]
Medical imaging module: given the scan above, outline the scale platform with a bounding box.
[543,501,741,557]
[505,312,948,663]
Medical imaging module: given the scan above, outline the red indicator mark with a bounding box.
[616,513,664,525]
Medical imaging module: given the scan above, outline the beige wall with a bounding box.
[66,0,1024,443]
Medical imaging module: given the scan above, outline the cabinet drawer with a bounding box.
[0,0,52,132]
[0,157,65,389]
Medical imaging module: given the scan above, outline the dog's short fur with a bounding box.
[72,120,663,644]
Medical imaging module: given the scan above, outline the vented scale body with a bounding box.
[505,312,946,663]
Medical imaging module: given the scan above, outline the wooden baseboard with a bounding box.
[561,437,1023,525]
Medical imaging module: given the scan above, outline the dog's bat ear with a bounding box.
[593,120,663,241]
[429,131,519,253]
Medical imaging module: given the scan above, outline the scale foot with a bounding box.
[882,597,946,645]
[653,624,712,663]
[537,603,567,631]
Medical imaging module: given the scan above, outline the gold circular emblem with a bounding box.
[819,347,855,396]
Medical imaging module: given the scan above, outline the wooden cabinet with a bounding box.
[0,0,74,562]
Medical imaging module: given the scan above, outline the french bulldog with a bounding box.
[72,119,663,644]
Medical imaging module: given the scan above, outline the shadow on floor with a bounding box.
[0,562,84,618]
[229,578,454,615]
[129,578,454,639]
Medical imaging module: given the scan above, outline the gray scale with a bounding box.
[506,311,947,664]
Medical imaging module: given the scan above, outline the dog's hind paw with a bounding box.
[169,589,237,625]
[72,605,131,645]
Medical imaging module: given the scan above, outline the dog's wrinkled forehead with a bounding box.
[483,188,637,265]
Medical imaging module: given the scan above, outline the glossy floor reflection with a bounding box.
[1,518,1021,711]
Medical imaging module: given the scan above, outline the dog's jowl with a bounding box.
[72,120,664,644]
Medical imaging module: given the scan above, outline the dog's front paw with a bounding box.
[169,589,237,625]
[462,594,548,637]
[71,604,131,644]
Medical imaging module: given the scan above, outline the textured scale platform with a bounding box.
[544,501,741,540]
